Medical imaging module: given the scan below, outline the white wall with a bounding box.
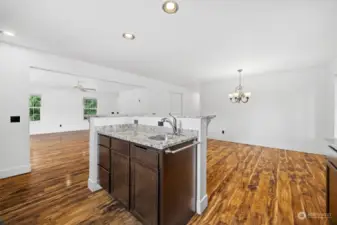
[0,42,200,178]
[118,88,150,114]
[29,85,118,135]
[331,58,337,75]
[0,43,31,178]
[332,58,337,138]
[118,88,200,116]
[201,66,334,155]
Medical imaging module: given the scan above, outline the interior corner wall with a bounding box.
[201,66,334,155]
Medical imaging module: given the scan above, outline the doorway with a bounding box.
[170,92,183,115]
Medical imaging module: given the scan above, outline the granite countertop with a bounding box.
[90,114,216,119]
[96,124,198,150]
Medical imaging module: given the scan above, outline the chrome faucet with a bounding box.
[160,113,178,135]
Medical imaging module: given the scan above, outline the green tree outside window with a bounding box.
[83,98,97,119]
[29,95,41,121]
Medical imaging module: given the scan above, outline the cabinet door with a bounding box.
[98,145,110,170]
[111,151,130,208]
[131,161,158,225]
[98,166,110,193]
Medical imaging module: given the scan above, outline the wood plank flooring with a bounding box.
[188,140,327,225]
[0,132,327,225]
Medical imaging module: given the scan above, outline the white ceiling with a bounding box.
[1,0,337,86]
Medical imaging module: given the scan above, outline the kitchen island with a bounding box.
[96,124,198,225]
[88,115,216,219]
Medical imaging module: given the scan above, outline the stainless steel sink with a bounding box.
[148,133,184,141]
[148,134,169,141]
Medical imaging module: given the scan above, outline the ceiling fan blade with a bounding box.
[83,88,96,91]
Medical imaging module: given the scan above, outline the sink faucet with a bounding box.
[160,113,178,135]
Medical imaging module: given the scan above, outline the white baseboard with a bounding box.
[88,178,102,192]
[0,164,31,179]
[207,134,330,156]
[196,194,208,214]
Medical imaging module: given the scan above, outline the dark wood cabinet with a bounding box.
[98,166,110,193]
[111,138,130,156]
[98,145,110,170]
[327,161,337,225]
[131,150,159,225]
[131,144,158,168]
[98,135,130,203]
[111,151,130,208]
[97,134,196,225]
[99,134,110,148]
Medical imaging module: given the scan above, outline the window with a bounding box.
[29,95,41,121]
[83,98,97,119]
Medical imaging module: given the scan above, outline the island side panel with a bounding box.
[198,118,208,213]
[179,118,208,214]
[88,118,100,191]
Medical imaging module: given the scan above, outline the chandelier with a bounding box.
[228,69,251,103]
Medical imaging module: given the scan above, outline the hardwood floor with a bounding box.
[0,132,327,225]
[189,140,327,225]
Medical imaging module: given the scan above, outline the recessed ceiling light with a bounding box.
[0,30,15,37]
[162,1,179,14]
[122,33,135,40]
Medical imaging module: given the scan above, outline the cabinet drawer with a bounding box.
[131,144,158,168]
[111,138,130,156]
[98,145,110,170]
[99,134,110,148]
[99,165,110,193]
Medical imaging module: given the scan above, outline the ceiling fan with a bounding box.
[73,81,96,92]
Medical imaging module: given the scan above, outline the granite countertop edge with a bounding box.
[89,114,216,119]
[96,124,198,150]
[97,130,197,150]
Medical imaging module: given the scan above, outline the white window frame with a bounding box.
[83,97,98,120]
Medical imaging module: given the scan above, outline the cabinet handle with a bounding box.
[165,141,201,154]
[134,144,147,150]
